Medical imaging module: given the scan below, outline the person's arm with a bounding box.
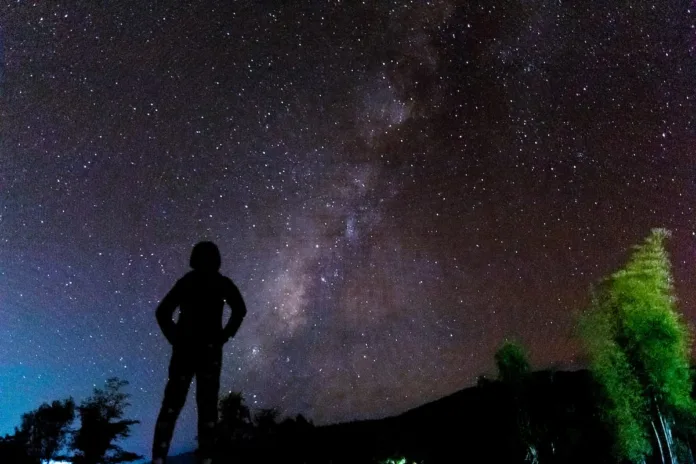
[221,279,247,343]
[156,280,183,345]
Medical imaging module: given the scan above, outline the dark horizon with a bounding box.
[3,0,696,458]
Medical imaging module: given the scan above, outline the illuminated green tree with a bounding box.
[581,229,696,463]
[495,340,540,463]
[495,340,531,384]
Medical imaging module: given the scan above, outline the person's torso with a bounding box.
[175,270,229,342]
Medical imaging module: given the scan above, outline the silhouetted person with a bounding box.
[152,241,247,464]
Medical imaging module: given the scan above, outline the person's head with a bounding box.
[190,241,221,272]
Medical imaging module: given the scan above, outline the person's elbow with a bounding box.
[156,296,178,324]
[155,304,165,322]
[155,301,171,320]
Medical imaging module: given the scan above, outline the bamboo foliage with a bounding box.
[581,229,696,463]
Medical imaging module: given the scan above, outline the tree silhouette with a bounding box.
[19,397,75,463]
[581,229,696,463]
[0,429,34,464]
[216,391,253,456]
[275,414,315,463]
[253,408,279,438]
[71,377,142,464]
[212,390,322,464]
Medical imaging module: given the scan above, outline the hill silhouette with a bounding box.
[311,369,611,464]
[150,369,614,464]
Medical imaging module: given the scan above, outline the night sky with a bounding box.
[2,0,696,458]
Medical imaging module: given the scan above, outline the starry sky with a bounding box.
[2,0,696,458]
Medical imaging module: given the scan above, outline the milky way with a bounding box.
[2,1,696,458]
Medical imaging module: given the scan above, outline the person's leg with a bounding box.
[195,344,223,463]
[153,347,195,464]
